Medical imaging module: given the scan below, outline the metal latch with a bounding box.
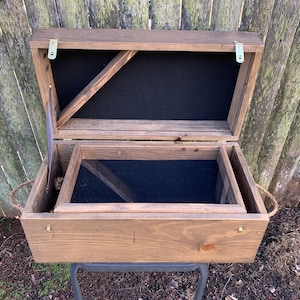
[48,38,58,60]
[234,41,244,63]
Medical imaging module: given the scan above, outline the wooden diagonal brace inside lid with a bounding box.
[56,50,137,127]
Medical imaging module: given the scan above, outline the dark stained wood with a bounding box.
[29,29,264,52]
[21,213,268,263]
[217,146,245,210]
[230,146,267,214]
[57,119,234,141]
[55,144,82,209]
[54,202,246,214]
[228,52,263,137]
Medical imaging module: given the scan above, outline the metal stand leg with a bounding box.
[70,263,209,300]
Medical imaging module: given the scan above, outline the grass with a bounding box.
[32,263,70,297]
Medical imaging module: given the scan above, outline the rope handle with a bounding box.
[256,183,279,217]
[9,179,279,218]
[9,179,34,213]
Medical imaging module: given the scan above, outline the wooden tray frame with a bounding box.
[53,142,246,214]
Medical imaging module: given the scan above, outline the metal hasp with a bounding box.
[70,263,209,300]
[234,41,244,63]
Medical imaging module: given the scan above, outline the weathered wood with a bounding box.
[151,0,182,29]
[240,0,275,42]
[88,0,119,28]
[269,102,300,206]
[0,168,16,217]
[119,0,149,29]
[181,0,212,30]
[0,105,27,204]
[57,50,138,127]
[240,1,300,173]
[254,25,300,191]
[0,1,46,159]
[24,0,60,30]
[55,0,89,28]
[210,0,244,31]
[0,44,41,182]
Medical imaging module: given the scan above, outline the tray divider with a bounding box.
[81,160,138,203]
[57,50,137,127]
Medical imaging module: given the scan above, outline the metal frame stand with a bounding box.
[70,263,208,300]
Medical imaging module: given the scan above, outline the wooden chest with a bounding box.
[21,29,268,263]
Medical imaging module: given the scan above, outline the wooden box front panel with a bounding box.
[21,213,268,263]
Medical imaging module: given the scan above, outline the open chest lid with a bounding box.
[30,29,263,142]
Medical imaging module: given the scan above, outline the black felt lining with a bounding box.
[71,160,220,204]
[51,50,240,121]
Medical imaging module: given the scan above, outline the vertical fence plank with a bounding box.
[0,100,28,214]
[119,0,149,29]
[56,0,89,27]
[240,1,300,173]
[0,168,15,217]
[0,1,47,215]
[254,25,300,190]
[240,0,275,42]
[210,0,244,31]
[181,0,212,30]
[88,0,119,28]
[24,0,60,30]
[269,103,300,207]
[0,2,46,163]
[0,44,42,181]
[151,0,181,29]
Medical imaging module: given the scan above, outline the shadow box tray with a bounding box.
[21,29,269,263]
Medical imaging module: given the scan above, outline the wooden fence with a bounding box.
[0,0,299,216]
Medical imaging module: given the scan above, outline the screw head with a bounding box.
[238,225,244,233]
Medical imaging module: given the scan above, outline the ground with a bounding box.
[0,207,299,300]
